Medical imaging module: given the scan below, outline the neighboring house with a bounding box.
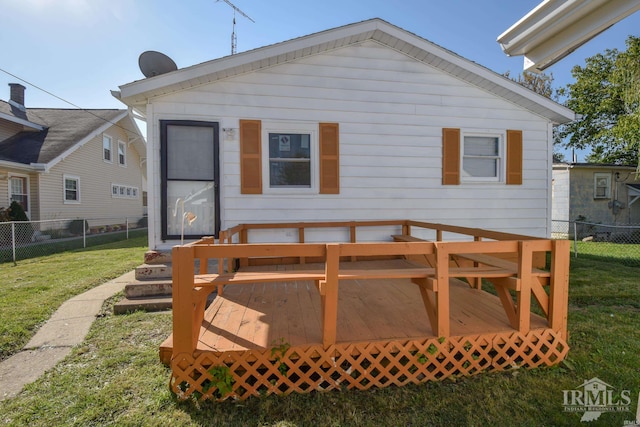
[0,83,146,227]
[114,18,574,251]
[553,162,640,226]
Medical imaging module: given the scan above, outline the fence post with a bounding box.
[83,218,86,248]
[11,222,16,265]
[126,217,129,239]
[573,222,578,258]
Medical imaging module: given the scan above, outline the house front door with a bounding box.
[160,120,220,240]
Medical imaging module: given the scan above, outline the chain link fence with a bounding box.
[552,220,640,266]
[0,216,148,264]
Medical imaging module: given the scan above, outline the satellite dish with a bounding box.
[138,51,178,78]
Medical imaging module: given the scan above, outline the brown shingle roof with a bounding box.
[0,105,125,165]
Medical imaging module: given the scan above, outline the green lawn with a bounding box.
[0,235,148,361]
[1,244,639,426]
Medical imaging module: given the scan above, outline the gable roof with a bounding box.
[116,18,575,124]
[0,106,145,171]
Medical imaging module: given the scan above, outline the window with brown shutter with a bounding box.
[319,122,340,194]
[240,119,262,194]
[442,128,523,185]
[240,120,340,194]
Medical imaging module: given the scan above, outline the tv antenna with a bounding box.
[216,0,254,55]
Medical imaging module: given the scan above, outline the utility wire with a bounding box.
[0,66,143,136]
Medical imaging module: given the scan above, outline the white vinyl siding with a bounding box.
[148,40,555,246]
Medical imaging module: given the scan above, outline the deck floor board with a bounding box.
[165,260,548,355]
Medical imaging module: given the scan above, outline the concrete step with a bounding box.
[124,279,172,298]
[113,296,173,314]
[135,263,171,280]
[143,250,172,265]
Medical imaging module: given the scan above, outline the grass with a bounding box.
[0,235,148,361]
[573,240,640,267]
[1,244,639,426]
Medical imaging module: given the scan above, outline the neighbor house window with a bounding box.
[103,135,112,162]
[9,176,29,212]
[64,175,80,203]
[594,173,611,199]
[268,132,311,188]
[461,134,502,182]
[118,141,126,166]
[111,183,139,199]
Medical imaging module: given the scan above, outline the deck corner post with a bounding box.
[433,243,450,337]
[549,239,570,339]
[322,243,340,347]
[172,245,197,359]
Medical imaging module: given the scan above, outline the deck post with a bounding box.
[172,245,197,358]
[516,241,532,333]
[322,243,340,347]
[549,239,570,339]
[433,243,450,337]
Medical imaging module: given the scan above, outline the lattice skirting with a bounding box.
[169,328,569,401]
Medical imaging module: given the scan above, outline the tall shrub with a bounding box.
[8,201,33,243]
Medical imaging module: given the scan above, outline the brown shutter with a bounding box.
[239,119,262,194]
[506,129,523,185]
[442,128,460,185]
[319,122,339,194]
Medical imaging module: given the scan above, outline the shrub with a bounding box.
[8,201,33,243]
[138,216,148,228]
[0,207,10,222]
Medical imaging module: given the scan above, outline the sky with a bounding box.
[2,0,640,160]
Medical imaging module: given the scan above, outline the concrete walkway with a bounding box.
[0,270,135,401]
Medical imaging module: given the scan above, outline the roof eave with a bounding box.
[0,111,45,131]
[497,0,640,72]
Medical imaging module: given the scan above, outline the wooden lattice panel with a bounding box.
[169,329,569,401]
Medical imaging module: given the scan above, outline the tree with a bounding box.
[504,70,566,160]
[557,36,640,165]
[504,70,556,99]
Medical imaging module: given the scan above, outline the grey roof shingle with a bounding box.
[0,102,125,165]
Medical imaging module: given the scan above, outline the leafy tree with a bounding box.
[557,36,640,165]
[504,70,566,160]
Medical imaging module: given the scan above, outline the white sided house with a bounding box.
[115,19,574,251]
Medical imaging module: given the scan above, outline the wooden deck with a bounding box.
[161,259,550,361]
[164,220,570,401]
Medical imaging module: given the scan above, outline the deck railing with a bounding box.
[171,220,570,361]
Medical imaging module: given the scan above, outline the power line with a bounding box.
[0,66,142,136]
